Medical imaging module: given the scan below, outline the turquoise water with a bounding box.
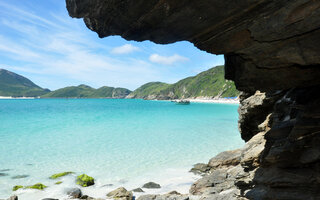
[0,99,243,199]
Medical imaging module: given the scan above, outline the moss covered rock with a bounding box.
[25,183,47,190]
[50,171,73,179]
[55,181,62,185]
[76,174,94,187]
[12,185,23,191]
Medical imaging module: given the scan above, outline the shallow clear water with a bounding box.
[0,99,243,199]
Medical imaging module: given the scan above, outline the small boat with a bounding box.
[173,99,190,105]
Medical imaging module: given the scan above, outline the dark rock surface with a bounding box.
[66,0,320,92]
[11,175,29,179]
[189,163,211,175]
[142,182,161,189]
[132,188,144,193]
[7,196,18,200]
[0,173,8,177]
[65,188,82,198]
[42,199,58,200]
[66,1,320,199]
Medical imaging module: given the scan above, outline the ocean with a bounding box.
[0,99,243,199]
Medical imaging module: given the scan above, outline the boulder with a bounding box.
[107,187,133,200]
[76,174,94,187]
[66,188,82,198]
[142,182,161,189]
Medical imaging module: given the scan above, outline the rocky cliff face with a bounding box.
[66,0,320,199]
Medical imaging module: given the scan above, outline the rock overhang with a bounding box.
[66,0,320,92]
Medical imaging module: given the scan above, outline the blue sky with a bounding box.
[0,0,224,90]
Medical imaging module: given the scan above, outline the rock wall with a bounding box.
[65,0,320,199]
[191,89,320,199]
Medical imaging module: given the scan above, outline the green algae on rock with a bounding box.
[76,174,94,187]
[49,171,74,179]
[12,185,23,191]
[25,183,47,190]
[55,181,62,185]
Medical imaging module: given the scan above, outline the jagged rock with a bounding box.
[208,149,241,170]
[238,91,282,141]
[190,163,211,175]
[142,182,161,189]
[240,132,266,170]
[190,169,229,195]
[107,187,133,200]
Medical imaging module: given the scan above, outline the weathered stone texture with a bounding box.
[66,0,320,92]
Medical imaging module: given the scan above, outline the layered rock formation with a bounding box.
[66,0,320,199]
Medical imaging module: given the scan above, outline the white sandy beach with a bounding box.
[186,98,239,104]
[0,96,36,99]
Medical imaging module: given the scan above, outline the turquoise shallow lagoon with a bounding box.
[0,99,243,199]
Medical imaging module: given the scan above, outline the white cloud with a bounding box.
[111,44,140,54]
[149,54,189,65]
[0,2,159,90]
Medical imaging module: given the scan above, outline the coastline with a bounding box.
[0,96,240,104]
[0,96,35,99]
[157,98,240,104]
[185,98,239,104]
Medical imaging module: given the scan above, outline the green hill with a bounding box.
[127,65,239,100]
[0,69,49,97]
[42,84,131,98]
